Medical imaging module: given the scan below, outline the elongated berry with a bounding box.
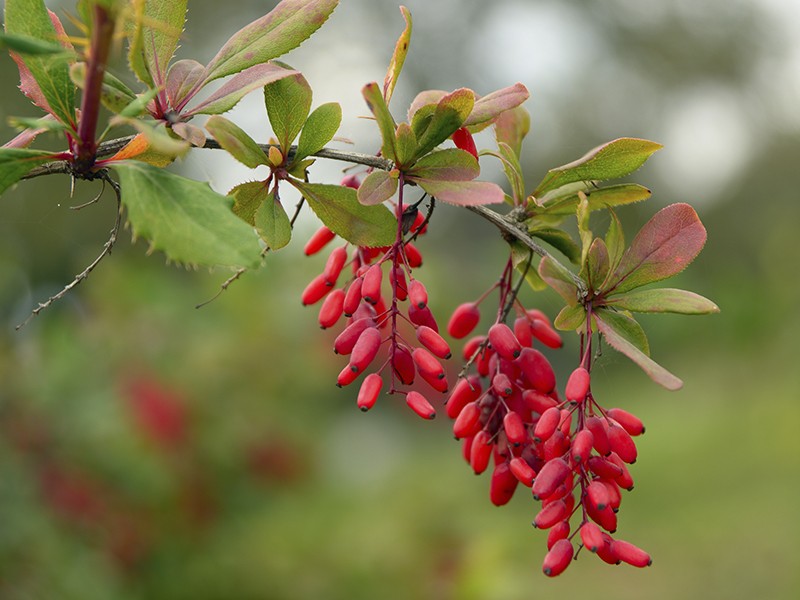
[542,430,570,462]
[304,226,335,256]
[587,456,623,480]
[416,326,451,359]
[509,456,536,487]
[357,373,383,412]
[492,373,514,398]
[531,318,563,349]
[586,416,611,456]
[406,391,436,420]
[318,288,345,329]
[607,408,645,436]
[361,264,383,304]
[392,345,415,385]
[413,347,445,379]
[580,521,604,553]
[596,533,621,565]
[542,539,574,577]
[517,348,556,393]
[336,363,359,387]
[522,389,558,414]
[586,480,611,511]
[452,127,478,159]
[408,279,428,310]
[598,478,622,510]
[447,303,481,339]
[488,323,522,360]
[301,273,332,306]
[348,327,382,373]
[534,406,561,443]
[607,421,638,463]
[446,377,482,419]
[571,429,594,464]
[533,499,568,529]
[323,246,348,285]
[461,336,485,361]
[532,457,571,500]
[607,452,635,490]
[453,401,482,439]
[611,539,652,567]
[408,303,439,332]
[343,277,363,316]
[586,500,617,533]
[404,242,423,268]
[565,367,591,402]
[513,316,533,347]
[503,411,527,446]
[390,266,408,300]
[469,429,493,474]
[547,520,570,550]
[489,461,519,506]
[334,318,374,355]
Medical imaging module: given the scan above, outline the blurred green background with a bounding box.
[1,0,799,598]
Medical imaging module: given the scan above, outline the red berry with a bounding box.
[348,327,382,373]
[469,429,493,475]
[509,456,536,487]
[607,452,635,490]
[404,242,423,268]
[304,226,335,256]
[542,539,574,577]
[452,127,478,159]
[412,347,447,391]
[408,280,428,309]
[488,323,522,360]
[533,499,568,529]
[571,429,594,464]
[580,521,604,553]
[531,318,563,349]
[532,458,571,501]
[301,273,332,306]
[318,288,345,329]
[565,367,591,402]
[390,266,408,300]
[361,263,383,304]
[522,389,559,414]
[406,391,436,420]
[516,348,556,393]
[596,533,621,565]
[336,363,359,387]
[445,376,482,419]
[533,406,561,443]
[606,408,645,436]
[607,420,638,464]
[323,246,348,285]
[357,373,383,412]
[334,318,374,355]
[611,539,652,568]
[416,326,451,359]
[513,316,533,347]
[503,411,527,446]
[492,373,514,398]
[586,416,611,456]
[586,500,617,533]
[489,461,519,506]
[586,480,611,511]
[408,303,439,332]
[343,277,364,317]
[453,401,482,439]
[447,303,480,339]
[392,345,416,385]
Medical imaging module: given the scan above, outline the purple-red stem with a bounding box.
[72,4,115,174]
[388,173,406,394]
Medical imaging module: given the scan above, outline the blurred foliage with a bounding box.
[1,0,799,599]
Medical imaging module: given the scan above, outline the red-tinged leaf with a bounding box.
[606,203,707,295]
[206,115,268,168]
[2,114,58,148]
[585,238,610,291]
[604,208,625,279]
[357,170,398,206]
[595,310,682,390]
[406,148,478,181]
[0,147,57,195]
[126,0,187,87]
[538,256,580,307]
[542,183,652,216]
[166,59,205,109]
[383,6,412,105]
[554,304,585,331]
[101,133,175,168]
[604,288,720,315]
[533,138,663,197]
[407,89,447,122]
[411,178,503,206]
[464,82,530,128]
[362,82,397,162]
[393,123,418,167]
[187,62,298,116]
[202,0,339,82]
[494,106,530,158]
[171,122,207,147]
[413,88,475,158]
[594,307,649,355]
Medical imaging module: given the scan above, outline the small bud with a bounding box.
[357,373,383,411]
[406,391,436,419]
[267,145,284,167]
[447,303,481,339]
[340,174,361,189]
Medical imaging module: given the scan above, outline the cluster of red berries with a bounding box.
[301,177,450,418]
[446,284,652,575]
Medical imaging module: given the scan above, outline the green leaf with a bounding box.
[382,5,412,105]
[576,192,592,268]
[411,178,504,206]
[202,0,339,82]
[0,148,57,196]
[187,62,298,116]
[113,161,262,268]
[585,238,611,291]
[8,115,67,134]
[533,138,663,197]
[294,102,342,163]
[509,241,546,291]
[70,62,139,114]
[538,256,580,306]
[496,142,525,204]
[604,288,720,315]
[293,181,396,247]
[464,83,530,128]
[529,228,581,264]
[393,123,418,168]
[206,116,268,168]
[604,208,625,280]
[414,88,475,158]
[542,183,652,216]
[255,191,292,249]
[595,310,682,390]
[554,304,585,331]
[126,0,187,86]
[362,82,397,162]
[357,170,398,206]
[119,88,161,119]
[406,148,478,181]
[0,31,68,55]
[5,0,76,126]
[605,203,707,295]
[494,105,530,158]
[264,71,312,155]
[229,180,268,225]
[595,308,649,355]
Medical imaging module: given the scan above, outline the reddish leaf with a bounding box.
[411,178,503,206]
[605,203,707,295]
